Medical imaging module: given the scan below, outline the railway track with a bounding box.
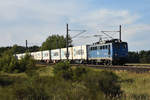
[37,62,150,73]
[70,64,150,73]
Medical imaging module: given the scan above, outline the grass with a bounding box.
[0,65,54,78]
[36,66,54,76]
[118,71,150,95]
[1,65,150,100]
[81,67,150,99]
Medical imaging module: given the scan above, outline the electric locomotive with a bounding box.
[88,39,128,65]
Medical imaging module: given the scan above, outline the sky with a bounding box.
[0,0,150,51]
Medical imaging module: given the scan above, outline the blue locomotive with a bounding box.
[87,39,128,65]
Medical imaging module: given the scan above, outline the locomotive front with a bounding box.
[112,41,128,65]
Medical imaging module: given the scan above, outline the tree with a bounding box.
[0,47,12,57]
[0,47,36,73]
[139,50,150,63]
[128,51,139,63]
[40,34,72,50]
[28,45,40,52]
[53,61,73,80]
[11,45,40,54]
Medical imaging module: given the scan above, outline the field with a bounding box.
[0,65,150,100]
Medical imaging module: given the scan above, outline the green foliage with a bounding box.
[28,45,40,52]
[128,51,139,63]
[13,78,49,100]
[0,75,14,86]
[128,50,150,63]
[82,70,122,98]
[0,50,19,73]
[73,67,88,81]
[0,45,40,57]
[19,53,36,73]
[139,50,150,63]
[53,61,73,80]
[97,71,122,96]
[53,62,122,98]
[11,44,40,54]
[41,34,72,50]
[0,50,36,73]
[0,46,11,57]
[1,67,150,100]
[0,63,124,100]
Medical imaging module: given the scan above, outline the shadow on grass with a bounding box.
[0,75,14,86]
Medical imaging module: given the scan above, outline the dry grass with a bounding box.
[117,71,150,94]
[36,66,54,76]
[88,68,150,99]
[1,65,150,100]
[34,65,150,97]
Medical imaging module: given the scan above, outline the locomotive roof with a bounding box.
[92,39,127,46]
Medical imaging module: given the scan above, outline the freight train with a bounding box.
[15,39,128,65]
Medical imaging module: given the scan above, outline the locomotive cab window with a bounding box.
[123,44,127,49]
[95,47,97,50]
[102,46,104,49]
[108,45,110,49]
[100,46,102,50]
[105,45,108,49]
[104,45,107,49]
[90,47,92,50]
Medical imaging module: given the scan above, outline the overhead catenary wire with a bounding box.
[70,30,87,39]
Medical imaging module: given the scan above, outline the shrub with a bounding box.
[82,70,122,98]
[0,50,19,73]
[19,53,36,73]
[13,76,49,100]
[0,51,36,73]
[53,61,73,80]
[73,67,88,81]
[98,71,122,97]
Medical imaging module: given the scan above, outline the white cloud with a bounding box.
[122,24,150,50]
[0,0,149,51]
[69,9,141,46]
[70,9,140,26]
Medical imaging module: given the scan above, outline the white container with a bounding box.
[61,47,73,60]
[30,52,35,59]
[16,54,23,60]
[51,49,61,60]
[16,53,27,60]
[73,45,88,60]
[42,50,51,60]
[34,51,43,60]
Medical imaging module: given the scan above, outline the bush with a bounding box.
[53,61,73,80]
[82,70,122,98]
[98,71,122,97]
[13,76,49,100]
[0,67,122,100]
[0,50,36,73]
[53,62,121,99]
[19,53,36,73]
[0,50,19,73]
[73,67,88,82]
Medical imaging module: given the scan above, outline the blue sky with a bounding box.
[0,0,150,51]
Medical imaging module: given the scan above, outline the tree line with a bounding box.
[0,34,72,57]
[0,34,150,64]
[0,45,40,57]
[128,51,150,63]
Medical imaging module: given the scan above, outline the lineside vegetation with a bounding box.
[0,49,150,100]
